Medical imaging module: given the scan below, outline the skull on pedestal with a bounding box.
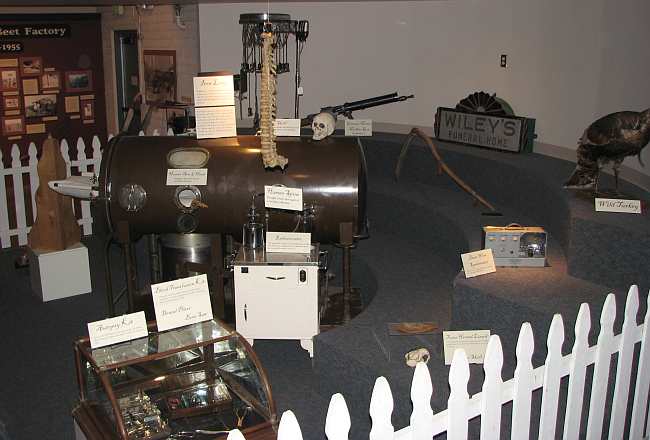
[311,111,336,141]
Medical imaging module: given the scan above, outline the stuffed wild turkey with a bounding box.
[565,108,650,193]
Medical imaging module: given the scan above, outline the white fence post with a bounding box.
[563,303,590,440]
[28,142,38,218]
[538,314,564,439]
[325,394,351,440]
[369,377,394,440]
[480,335,503,440]
[511,323,534,440]
[448,350,470,440]
[11,145,28,245]
[277,410,304,440]
[0,147,10,247]
[630,291,650,439]
[410,361,434,439]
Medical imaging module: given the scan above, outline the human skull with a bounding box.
[311,111,336,141]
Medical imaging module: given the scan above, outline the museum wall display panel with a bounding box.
[198,0,650,180]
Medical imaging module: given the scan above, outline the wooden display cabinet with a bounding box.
[72,319,277,440]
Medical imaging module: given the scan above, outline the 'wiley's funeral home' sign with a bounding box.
[0,24,71,38]
[435,107,536,153]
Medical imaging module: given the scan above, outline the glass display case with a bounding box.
[73,319,277,440]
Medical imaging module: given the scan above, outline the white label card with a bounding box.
[594,198,641,214]
[166,168,208,186]
[195,106,236,139]
[151,274,213,332]
[266,232,311,254]
[345,119,372,136]
[461,248,496,278]
[264,185,303,211]
[443,330,491,364]
[274,119,301,136]
[193,75,235,107]
[87,311,148,349]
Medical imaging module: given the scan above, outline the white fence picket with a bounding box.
[511,323,534,440]
[630,291,650,439]
[60,138,71,177]
[0,148,10,247]
[325,394,351,440]
[11,145,28,245]
[75,137,93,235]
[562,303,590,440]
[586,294,616,439]
[608,286,639,439]
[538,314,564,439]
[480,335,503,440]
[226,429,246,440]
[369,377,394,440]
[448,350,470,440]
[277,410,303,440]
[410,361,434,439]
[28,143,38,217]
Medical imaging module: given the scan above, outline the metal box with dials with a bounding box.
[482,225,547,267]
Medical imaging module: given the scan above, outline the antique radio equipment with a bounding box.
[482,224,547,267]
[99,135,368,244]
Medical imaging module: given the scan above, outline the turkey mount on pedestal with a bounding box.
[564,108,650,196]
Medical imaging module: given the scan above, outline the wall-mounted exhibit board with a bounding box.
[0,14,107,162]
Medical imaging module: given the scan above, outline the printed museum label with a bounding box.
[461,248,496,278]
[436,108,523,152]
[87,311,148,349]
[166,168,208,186]
[345,119,372,137]
[151,274,213,332]
[274,118,301,136]
[443,330,491,364]
[594,198,641,214]
[266,231,311,254]
[264,185,303,211]
[193,75,234,107]
[195,106,236,139]
[0,24,71,38]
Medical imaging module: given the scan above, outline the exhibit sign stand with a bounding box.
[29,242,91,301]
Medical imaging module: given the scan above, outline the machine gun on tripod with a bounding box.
[303,92,414,140]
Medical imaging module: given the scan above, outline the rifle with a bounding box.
[301,92,414,126]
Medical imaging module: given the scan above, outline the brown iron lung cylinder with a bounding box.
[100,135,368,244]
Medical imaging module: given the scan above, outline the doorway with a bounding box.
[114,30,139,130]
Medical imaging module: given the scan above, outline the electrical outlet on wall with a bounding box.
[500,54,508,68]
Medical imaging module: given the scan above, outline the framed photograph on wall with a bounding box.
[0,67,19,92]
[20,56,43,77]
[2,115,25,136]
[41,71,61,91]
[3,95,21,111]
[81,99,94,121]
[65,70,93,93]
[24,94,57,118]
[143,50,176,103]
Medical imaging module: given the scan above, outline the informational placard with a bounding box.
[274,118,301,136]
[195,106,236,139]
[461,248,496,278]
[443,330,491,364]
[151,274,213,332]
[264,185,303,211]
[166,168,208,186]
[87,311,148,349]
[595,198,641,214]
[266,232,311,254]
[193,75,235,107]
[345,119,372,137]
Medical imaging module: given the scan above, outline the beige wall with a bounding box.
[198,0,650,188]
[100,5,200,135]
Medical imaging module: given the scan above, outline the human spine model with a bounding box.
[260,32,288,169]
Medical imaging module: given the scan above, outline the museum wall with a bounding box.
[100,5,200,135]
[198,0,650,183]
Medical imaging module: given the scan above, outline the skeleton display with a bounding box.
[311,111,336,141]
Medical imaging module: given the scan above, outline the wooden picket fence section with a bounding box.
[228,286,650,440]
[0,128,173,249]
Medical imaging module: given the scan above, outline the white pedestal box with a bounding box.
[29,242,92,301]
[234,245,321,357]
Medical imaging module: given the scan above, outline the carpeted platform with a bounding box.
[0,134,648,440]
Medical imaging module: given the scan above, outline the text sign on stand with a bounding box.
[274,119,301,136]
[166,168,208,186]
[461,248,496,278]
[443,330,491,364]
[264,185,303,211]
[345,119,372,136]
[151,274,213,332]
[193,73,236,139]
[266,232,311,254]
[595,198,642,214]
[195,106,236,139]
[193,75,235,107]
[87,311,148,349]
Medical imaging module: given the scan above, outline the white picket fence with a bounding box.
[0,128,173,249]
[229,286,650,440]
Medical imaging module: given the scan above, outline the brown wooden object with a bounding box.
[28,135,80,251]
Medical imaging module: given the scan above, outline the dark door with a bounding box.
[114,30,139,129]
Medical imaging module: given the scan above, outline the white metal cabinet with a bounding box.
[234,247,320,357]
